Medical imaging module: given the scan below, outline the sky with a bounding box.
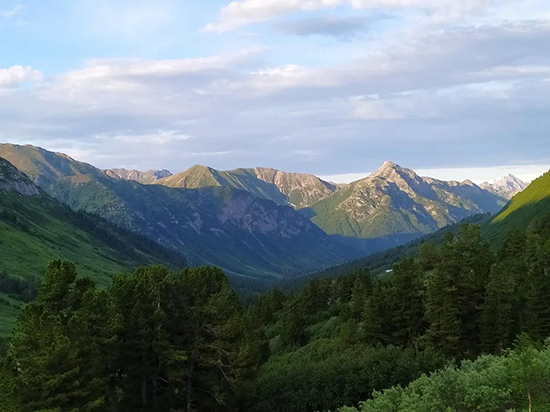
[1,0,550,183]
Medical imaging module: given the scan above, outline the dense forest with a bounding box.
[2,213,550,411]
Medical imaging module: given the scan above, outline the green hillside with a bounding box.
[289,214,491,288]
[485,170,550,243]
[0,192,187,285]
[0,144,359,279]
[0,158,189,336]
[306,169,550,285]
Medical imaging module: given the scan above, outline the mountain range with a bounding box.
[306,161,507,241]
[99,159,511,242]
[0,144,357,280]
[0,143,529,282]
[108,164,339,209]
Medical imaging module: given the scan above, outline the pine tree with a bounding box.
[524,241,550,342]
[425,226,493,357]
[110,265,179,411]
[391,258,425,351]
[8,261,116,411]
[481,262,517,353]
[178,266,260,412]
[362,281,389,346]
[349,271,372,320]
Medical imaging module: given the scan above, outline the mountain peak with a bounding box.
[104,168,172,184]
[381,160,400,170]
[480,174,528,200]
[368,161,413,181]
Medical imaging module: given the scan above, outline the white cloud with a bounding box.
[184,151,237,157]
[204,0,506,32]
[97,131,191,145]
[1,4,24,21]
[2,17,550,174]
[0,65,43,86]
[204,0,343,33]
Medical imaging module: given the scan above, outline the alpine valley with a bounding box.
[0,143,521,285]
[3,142,550,412]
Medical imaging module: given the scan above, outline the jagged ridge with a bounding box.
[307,161,507,239]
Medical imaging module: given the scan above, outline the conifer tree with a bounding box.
[426,226,492,357]
[481,262,517,353]
[8,261,116,411]
[391,258,425,351]
[524,241,550,342]
[349,271,372,320]
[362,281,389,346]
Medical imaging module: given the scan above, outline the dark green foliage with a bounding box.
[246,340,444,412]
[0,261,259,412]
[481,262,517,353]
[4,211,550,412]
[0,271,38,302]
[425,226,493,358]
[390,259,425,350]
[3,261,117,411]
[341,340,550,412]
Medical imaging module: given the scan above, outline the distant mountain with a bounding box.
[104,168,172,184]
[304,169,550,284]
[480,174,528,200]
[485,169,550,243]
[156,165,337,209]
[0,156,189,285]
[307,161,507,240]
[0,144,359,279]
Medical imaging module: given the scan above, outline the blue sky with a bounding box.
[1,0,550,183]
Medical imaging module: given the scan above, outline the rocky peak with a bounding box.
[104,168,172,184]
[480,174,528,199]
[361,161,423,197]
[372,161,400,176]
[253,167,338,208]
[462,179,478,187]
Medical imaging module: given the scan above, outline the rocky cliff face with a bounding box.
[253,167,337,208]
[156,165,338,209]
[480,174,528,200]
[308,161,507,239]
[0,157,41,196]
[104,168,172,184]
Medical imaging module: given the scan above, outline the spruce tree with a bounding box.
[524,241,550,341]
[349,271,372,320]
[8,261,116,411]
[391,258,425,351]
[362,281,389,346]
[481,262,517,353]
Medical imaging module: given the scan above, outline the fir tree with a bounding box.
[391,258,425,352]
[481,262,517,353]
